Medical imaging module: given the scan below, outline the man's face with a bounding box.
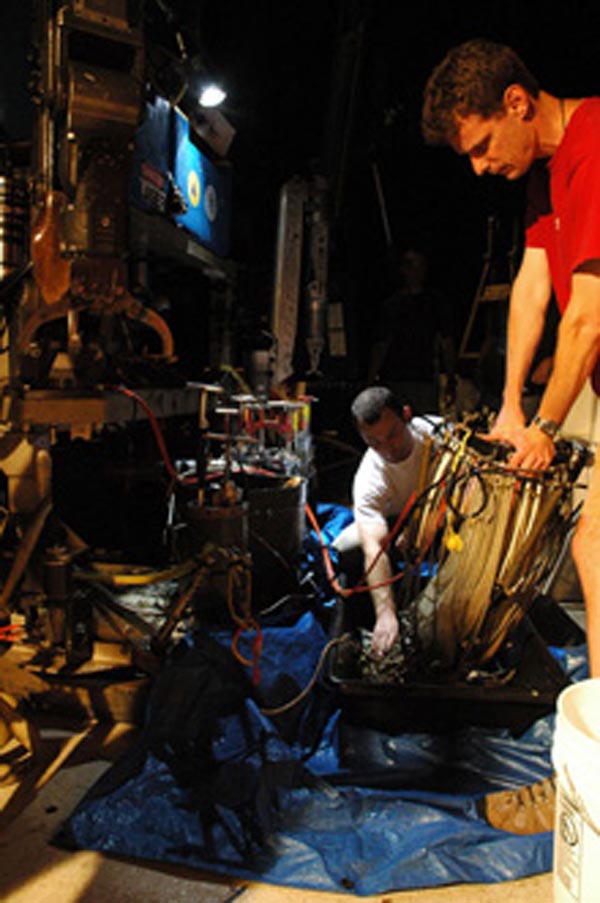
[358,407,411,464]
[451,108,535,180]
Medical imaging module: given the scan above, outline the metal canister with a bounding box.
[185,500,249,553]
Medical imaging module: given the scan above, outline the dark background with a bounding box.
[202,0,600,383]
[2,0,600,384]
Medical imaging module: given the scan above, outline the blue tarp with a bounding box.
[56,505,589,895]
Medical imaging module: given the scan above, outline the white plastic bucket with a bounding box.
[552,678,600,902]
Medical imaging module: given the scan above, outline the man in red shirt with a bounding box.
[422,38,600,674]
[422,39,600,834]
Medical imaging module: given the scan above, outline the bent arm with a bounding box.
[367,337,391,384]
[536,265,600,423]
[509,264,600,469]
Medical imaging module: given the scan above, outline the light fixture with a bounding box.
[198,82,227,109]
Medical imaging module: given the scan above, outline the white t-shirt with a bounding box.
[352,417,436,528]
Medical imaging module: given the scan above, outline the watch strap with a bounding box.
[531,414,560,438]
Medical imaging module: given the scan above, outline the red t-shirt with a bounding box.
[526,97,600,390]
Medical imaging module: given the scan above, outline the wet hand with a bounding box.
[371,608,399,658]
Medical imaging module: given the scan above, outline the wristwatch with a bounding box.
[531,414,560,438]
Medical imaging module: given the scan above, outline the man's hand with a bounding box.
[485,403,555,470]
[371,607,399,658]
[507,424,555,470]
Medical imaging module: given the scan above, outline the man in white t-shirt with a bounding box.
[333,386,436,657]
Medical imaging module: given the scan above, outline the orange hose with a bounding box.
[304,496,418,598]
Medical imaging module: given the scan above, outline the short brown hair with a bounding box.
[351,386,406,425]
[421,39,540,146]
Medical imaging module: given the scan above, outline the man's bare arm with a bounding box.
[491,246,553,437]
[357,519,399,656]
[509,264,600,469]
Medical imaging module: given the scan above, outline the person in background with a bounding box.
[333,386,437,657]
[422,35,600,835]
[368,249,456,415]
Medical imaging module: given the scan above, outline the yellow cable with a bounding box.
[443,429,471,552]
[76,557,198,587]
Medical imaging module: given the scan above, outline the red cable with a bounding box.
[112,386,269,679]
[304,498,416,598]
[110,385,197,485]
